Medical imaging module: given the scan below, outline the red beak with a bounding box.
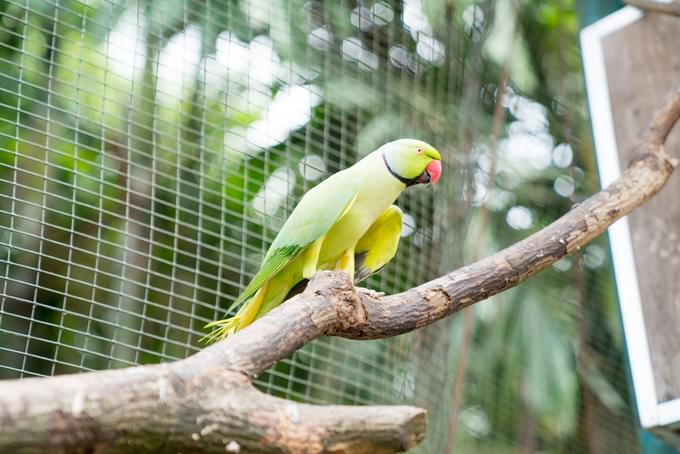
[426,160,441,184]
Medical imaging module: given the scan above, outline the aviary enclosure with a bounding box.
[0,0,638,452]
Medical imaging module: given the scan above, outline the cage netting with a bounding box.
[0,0,639,452]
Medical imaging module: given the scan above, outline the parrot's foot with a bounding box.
[201,316,242,344]
[356,287,385,299]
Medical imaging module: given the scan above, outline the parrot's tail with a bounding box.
[201,314,243,343]
[201,285,267,343]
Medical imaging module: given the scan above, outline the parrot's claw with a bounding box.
[356,287,385,299]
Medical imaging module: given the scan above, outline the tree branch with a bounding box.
[1,85,680,453]
[0,364,424,454]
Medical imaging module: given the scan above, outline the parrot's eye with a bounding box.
[416,147,423,154]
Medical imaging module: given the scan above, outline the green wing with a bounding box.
[225,173,359,313]
[354,205,403,282]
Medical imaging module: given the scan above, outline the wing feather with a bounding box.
[354,205,403,282]
[225,174,359,314]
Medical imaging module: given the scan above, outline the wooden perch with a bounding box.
[0,362,424,454]
[1,85,680,453]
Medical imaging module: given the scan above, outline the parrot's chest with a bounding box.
[319,173,404,263]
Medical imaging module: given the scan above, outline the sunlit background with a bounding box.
[0,0,637,452]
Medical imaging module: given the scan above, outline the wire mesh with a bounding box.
[0,0,639,452]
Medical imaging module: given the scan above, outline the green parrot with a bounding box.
[204,139,441,341]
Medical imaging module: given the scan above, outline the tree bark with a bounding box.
[0,362,424,454]
[1,86,680,453]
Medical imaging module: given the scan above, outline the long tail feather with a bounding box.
[201,314,243,343]
[201,284,268,343]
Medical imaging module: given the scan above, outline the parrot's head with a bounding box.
[381,139,442,186]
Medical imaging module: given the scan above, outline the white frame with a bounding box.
[581,6,680,429]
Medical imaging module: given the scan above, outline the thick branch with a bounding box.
[1,85,680,453]
[0,360,425,454]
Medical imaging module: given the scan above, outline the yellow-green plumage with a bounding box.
[204,139,441,342]
[354,205,403,282]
